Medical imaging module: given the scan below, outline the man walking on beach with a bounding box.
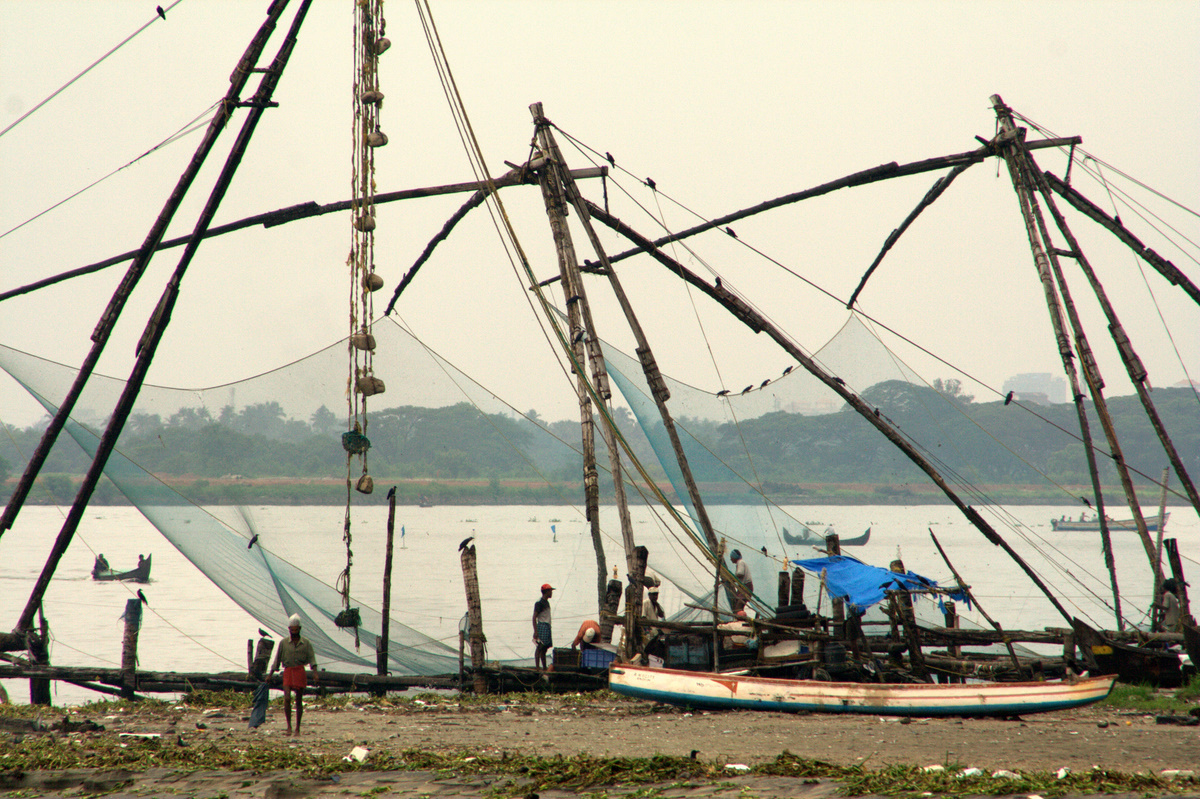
[269,614,318,735]
[533,583,554,670]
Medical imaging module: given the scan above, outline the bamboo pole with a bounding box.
[993,95,1163,590]
[0,2,294,543]
[377,487,396,676]
[530,110,623,611]
[930,530,1021,670]
[533,105,723,570]
[582,200,1073,623]
[14,2,315,634]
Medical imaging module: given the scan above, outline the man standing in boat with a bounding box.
[730,550,753,612]
[269,614,318,735]
[1155,579,1183,633]
[533,583,554,670]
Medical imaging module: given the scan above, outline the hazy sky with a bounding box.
[1,0,1197,428]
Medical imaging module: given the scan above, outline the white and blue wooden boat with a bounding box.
[608,663,1114,718]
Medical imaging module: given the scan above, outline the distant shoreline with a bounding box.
[3,477,1183,507]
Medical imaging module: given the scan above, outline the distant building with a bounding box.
[1002,373,1066,405]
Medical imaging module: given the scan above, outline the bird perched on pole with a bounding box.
[258,628,271,638]
[136,589,149,606]
[247,534,259,549]
[386,486,396,500]
[459,536,475,552]
[1004,391,1015,405]
[156,5,166,20]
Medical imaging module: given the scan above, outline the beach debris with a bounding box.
[1161,770,1196,780]
[1055,767,1071,779]
[724,763,750,772]
[991,769,1020,779]
[118,733,161,739]
[957,768,983,778]
[920,765,944,773]
[343,746,369,763]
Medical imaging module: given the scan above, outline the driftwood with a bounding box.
[0,664,457,694]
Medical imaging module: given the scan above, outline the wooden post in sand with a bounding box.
[943,601,961,683]
[28,607,51,705]
[826,532,845,640]
[623,546,649,660]
[121,598,142,699]
[377,488,397,677]
[889,558,930,682]
[600,574,623,644]
[790,567,805,606]
[777,569,791,609]
[250,637,274,679]
[459,541,487,694]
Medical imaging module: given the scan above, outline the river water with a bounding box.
[2,502,1196,706]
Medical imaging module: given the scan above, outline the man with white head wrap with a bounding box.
[269,614,318,735]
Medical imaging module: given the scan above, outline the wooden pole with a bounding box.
[713,540,725,672]
[943,601,961,683]
[887,557,929,681]
[0,1,294,542]
[459,543,487,694]
[790,568,805,607]
[583,200,1069,618]
[377,487,396,676]
[826,533,845,641]
[14,3,316,634]
[121,598,142,699]
[28,607,51,705]
[250,638,274,680]
[623,546,649,660]
[533,105,722,570]
[600,574,623,644]
[1164,539,1192,621]
[930,530,1021,670]
[993,94,1164,590]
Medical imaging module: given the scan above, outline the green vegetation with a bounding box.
[2,385,1195,505]
[1104,675,1200,713]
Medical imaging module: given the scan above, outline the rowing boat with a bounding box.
[608,663,1114,717]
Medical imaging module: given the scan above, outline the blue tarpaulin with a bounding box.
[792,555,969,616]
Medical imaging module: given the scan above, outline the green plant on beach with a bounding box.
[1103,676,1200,713]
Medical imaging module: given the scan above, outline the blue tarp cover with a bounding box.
[792,555,968,615]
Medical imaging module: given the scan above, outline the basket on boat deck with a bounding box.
[553,647,579,668]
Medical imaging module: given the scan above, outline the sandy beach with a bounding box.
[2,690,1198,797]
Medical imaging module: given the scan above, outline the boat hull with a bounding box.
[608,664,1114,717]
[92,555,151,583]
[1051,513,1168,532]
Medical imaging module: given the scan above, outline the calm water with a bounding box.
[2,502,1196,705]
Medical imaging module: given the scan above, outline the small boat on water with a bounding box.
[782,526,870,547]
[608,663,1115,718]
[92,554,151,583]
[1051,513,1169,532]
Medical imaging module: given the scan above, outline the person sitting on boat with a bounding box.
[642,583,667,659]
[269,614,318,736]
[1155,578,1183,633]
[532,583,554,671]
[571,619,601,651]
[137,554,146,569]
[730,550,753,612]
[94,554,109,574]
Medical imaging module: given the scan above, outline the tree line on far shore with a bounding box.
[0,382,1195,505]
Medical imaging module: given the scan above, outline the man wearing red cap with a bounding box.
[532,583,554,670]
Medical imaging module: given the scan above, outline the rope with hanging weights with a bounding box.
[338,0,390,645]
